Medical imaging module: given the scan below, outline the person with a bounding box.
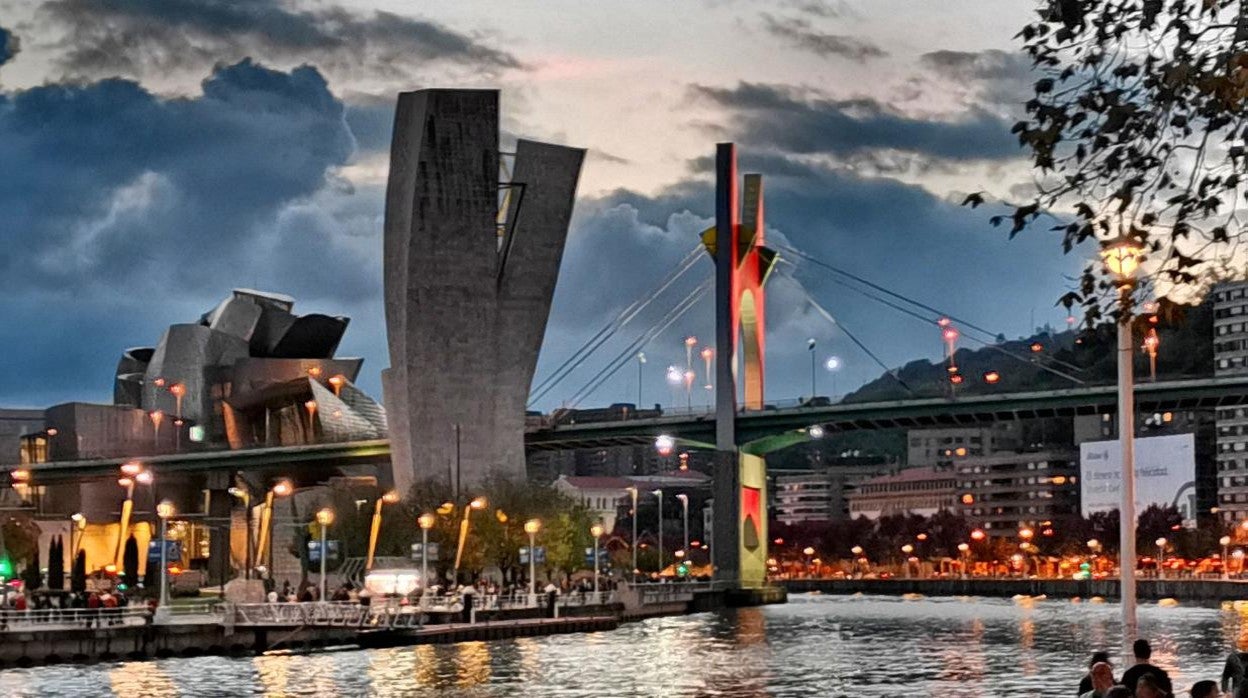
[1191,679,1222,698]
[544,582,559,619]
[1121,639,1173,695]
[1137,674,1168,698]
[1080,652,1114,695]
[1081,662,1117,698]
[1106,688,1133,698]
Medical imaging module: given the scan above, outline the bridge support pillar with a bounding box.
[205,472,234,586]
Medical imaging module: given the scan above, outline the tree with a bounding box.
[70,550,87,594]
[970,0,1248,317]
[47,535,64,591]
[22,543,40,592]
[1136,503,1183,550]
[122,535,139,590]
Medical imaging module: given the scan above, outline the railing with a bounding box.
[229,601,426,630]
[630,581,718,605]
[0,606,151,630]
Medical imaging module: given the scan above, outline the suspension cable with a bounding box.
[528,245,703,406]
[564,277,712,409]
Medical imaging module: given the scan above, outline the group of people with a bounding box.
[1078,640,1235,697]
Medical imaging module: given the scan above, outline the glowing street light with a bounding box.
[675,493,689,555]
[328,374,346,397]
[70,512,87,556]
[590,522,605,598]
[149,410,164,450]
[636,352,646,407]
[1142,329,1160,382]
[418,513,436,595]
[303,400,318,443]
[626,486,639,579]
[1103,235,1145,643]
[807,425,825,439]
[825,356,841,399]
[901,544,914,579]
[1155,537,1167,579]
[156,500,175,611]
[957,542,970,579]
[524,519,542,605]
[970,529,986,542]
[653,489,664,575]
[655,434,675,457]
[452,496,488,583]
[315,507,335,602]
[366,490,401,572]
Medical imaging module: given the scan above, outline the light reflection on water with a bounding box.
[0,594,1244,696]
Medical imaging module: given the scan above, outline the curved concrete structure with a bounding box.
[382,89,584,495]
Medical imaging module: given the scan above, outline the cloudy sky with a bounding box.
[0,0,1085,411]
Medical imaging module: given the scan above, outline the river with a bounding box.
[0,593,1243,696]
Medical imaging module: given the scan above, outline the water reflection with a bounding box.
[0,595,1243,696]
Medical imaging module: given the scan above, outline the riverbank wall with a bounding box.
[782,577,1248,601]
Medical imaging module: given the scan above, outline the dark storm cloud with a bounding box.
[0,58,383,405]
[920,49,1035,106]
[41,0,522,79]
[0,26,18,66]
[533,155,1079,410]
[690,82,1018,162]
[760,14,886,63]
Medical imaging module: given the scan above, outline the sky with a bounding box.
[0,0,1088,412]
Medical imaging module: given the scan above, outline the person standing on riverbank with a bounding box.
[1079,652,1114,695]
[1080,662,1117,698]
[1121,640,1173,696]
[1190,679,1221,698]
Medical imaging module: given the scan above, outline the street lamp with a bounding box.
[652,489,665,577]
[452,496,487,583]
[957,543,970,579]
[149,410,164,450]
[901,544,914,579]
[228,486,255,580]
[1103,235,1144,643]
[825,356,841,399]
[524,519,541,605]
[328,374,345,397]
[850,545,864,577]
[418,513,436,599]
[655,434,675,457]
[303,400,318,443]
[256,480,293,579]
[1155,537,1167,579]
[114,464,145,568]
[1222,535,1232,580]
[675,493,689,555]
[807,338,817,397]
[315,508,334,602]
[636,352,646,407]
[1235,548,1245,578]
[366,490,401,572]
[626,486,639,579]
[590,522,604,599]
[156,500,175,611]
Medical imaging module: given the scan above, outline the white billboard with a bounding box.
[1080,433,1197,523]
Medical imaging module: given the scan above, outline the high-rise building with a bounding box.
[1212,281,1248,521]
[955,450,1080,537]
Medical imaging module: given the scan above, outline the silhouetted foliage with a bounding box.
[122,535,139,590]
[46,535,64,591]
[70,550,86,593]
[21,543,40,591]
[969,1,1248,317]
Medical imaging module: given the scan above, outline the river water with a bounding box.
[1,593,1244,696]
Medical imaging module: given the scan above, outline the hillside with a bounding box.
[841,302,1213,403]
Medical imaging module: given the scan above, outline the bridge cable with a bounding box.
[774,242,1087,375]
[528,245,704,406]
[775,269,915,396]
[773,243,1088,380]
[564,277,712,409]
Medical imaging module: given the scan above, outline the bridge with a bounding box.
[15,376,1247,483]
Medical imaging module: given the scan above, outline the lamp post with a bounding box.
[228,486,255,580]
[1235,548,1245,578]
[957,543,970,579]
[851,545,864,577]
[149,410,164,451]
[452,496,487,584]
[366,490,400,572]
[626,486,639,580]
[653,489,664,577]
[1222,535,1232,580]
[315,508,334,602]
[418,513,435,604]
[256,480,292,580]
[525,519,541,606]
[156,500,174,611]
[114,463,144,568]
[591,523,604,600]
[71,512,86,556]
[676,493,689,556]
[636,352,646,407]
[1155,537,1167,579]
[901,544,914,579]
[1103,236,1143,642]
[825,356,841,400]
[328,374,345,397]
[807,338,817,397]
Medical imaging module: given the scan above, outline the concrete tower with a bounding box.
[382,89,585,496]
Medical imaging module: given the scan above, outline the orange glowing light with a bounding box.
[961,493,975,505]
[950,374,964,385]
[971,529,986,541]
[983,371,1001,384]
[1029,342,1043,353]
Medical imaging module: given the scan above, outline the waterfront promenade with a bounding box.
[782,576,1248,602]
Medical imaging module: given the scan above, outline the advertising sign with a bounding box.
[146,540,182,564]
[519,546,546,565]
[410,542,440,562]
[1080,433,1197,523]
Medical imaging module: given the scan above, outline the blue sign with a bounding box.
[307,540,340,564]
[410,542,440,562]
[519,546,546,565]
[146,540,182,564]
[584,547,609,566]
